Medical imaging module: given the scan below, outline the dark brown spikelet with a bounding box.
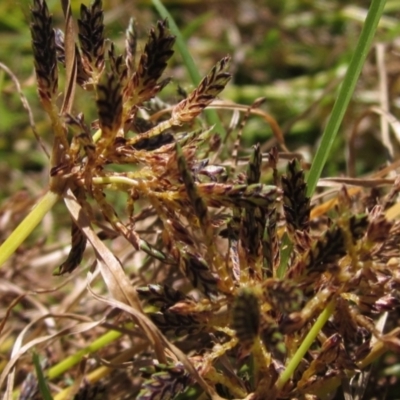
[77,0,105,75]
[267,146,280,186]
[132,131,174,151]
[127,19,175,105]
[56,219,87,275]
[305,225,346,274]
[347,214,368,242]
[76,46,92,87]
[297,334,344,393]
[288,225,346,280]
[246,144,262,185]
[197,182,280,209]
[136,284,189,311]
[176,142,210,236]
[366,206,393,243]
[282,159,310,233]
[30,0,58,104]
[240,206,263,273]
[333,297,360,344]
[137,363,190,400]
[138,238,176,264]
[65,112,94,156]
[315,333,342,367]
[96,72,123,148]
[241,144,265,269]
[265,279,304,314]
[172,57,231,124]
[108,42,128,82]
[73,381,106,400]
[141,19,175,84]
[149,311,204,337]
[231,288,260,345]
[180,252,219,297]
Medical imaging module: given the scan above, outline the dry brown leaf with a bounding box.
[60,0,77,115]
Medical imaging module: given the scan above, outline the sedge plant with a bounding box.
[1,0,399,399]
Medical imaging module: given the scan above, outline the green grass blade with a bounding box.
[276,299,336,390]
[151,0,226,137]
[278,0,387,391]
[33,352,53,400]
[47,328,124,379]
[0,190,59,268]
[306,0,387,196]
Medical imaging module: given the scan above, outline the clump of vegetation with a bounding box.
[1,0,399,399]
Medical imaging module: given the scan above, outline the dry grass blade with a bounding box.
[54,28,91,88]
[0,62,49,159]
[211,100,288,152]
[0,294,26,336]
[172,56,231,124]
[231,98,265,169]
[60,0,77,115]
[0,314,104,394]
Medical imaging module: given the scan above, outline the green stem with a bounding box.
[276,299,336,391]
[306,0,387,196]
[151,0,226,137]
[47,328,123,379]
[33,353,53,400]
[276,0,386,393]
[0,190,59,268]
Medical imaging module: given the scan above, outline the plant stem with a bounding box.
[276,0,386,392]
[0,190,59,268]
[306,0,387,196]
[47,328,123,379]
[33,352,53,400]
[275,298,336,391]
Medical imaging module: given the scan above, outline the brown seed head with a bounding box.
[30,0,58,103]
